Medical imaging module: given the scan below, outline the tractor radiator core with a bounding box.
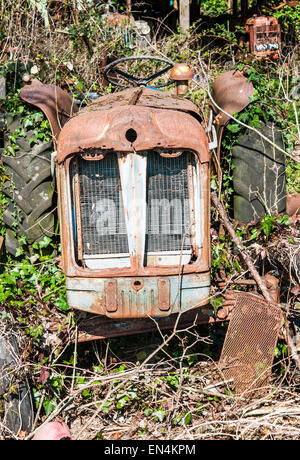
[71,153,129,256]
[145,151,192,253]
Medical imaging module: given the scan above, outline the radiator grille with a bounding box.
[145,151,193,253]
[71,154,129,256]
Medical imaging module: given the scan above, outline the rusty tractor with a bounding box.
[0,56,288,433]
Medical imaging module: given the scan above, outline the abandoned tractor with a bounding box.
[0,57,287,419]
[19,57,213,328]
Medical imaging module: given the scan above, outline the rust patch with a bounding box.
[131,279,144,292]
[57,105,209,163]
[262,273,280,304]
[74,86,201,120]
[105,280,118,313]
[287,193,300,216]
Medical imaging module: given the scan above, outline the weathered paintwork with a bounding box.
[57,153,210,318]
[57,106,208,162]
[53,87,211,318]
[66,272,210,318]
[57,90,209,163]
[57,155,210,275]
[20,77,213,320]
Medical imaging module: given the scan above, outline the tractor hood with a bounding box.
[57,102,210,163]
[20,83,205,152]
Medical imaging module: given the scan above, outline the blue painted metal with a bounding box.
[66,272,210,318]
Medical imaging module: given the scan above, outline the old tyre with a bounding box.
[1,115,55,256]
[0,329,34,437]
[232,122,286,223]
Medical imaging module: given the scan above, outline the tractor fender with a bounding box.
[20,79,78,148]
[210,69,254,143]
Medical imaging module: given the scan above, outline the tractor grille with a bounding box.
[70,150,195,261]
[71,154,129,256]
[145,151,192,253]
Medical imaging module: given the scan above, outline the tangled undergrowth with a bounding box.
[0,0,299,441]
[0,212,299,440]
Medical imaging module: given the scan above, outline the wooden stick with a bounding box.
[211,192,272,301]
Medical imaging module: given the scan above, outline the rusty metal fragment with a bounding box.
[287,193,300,216]
[157,278,170,311]
[105,280,118,313]
[74,87,201,121]
[218,292,282,395]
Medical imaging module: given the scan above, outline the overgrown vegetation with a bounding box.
[0,0,299,440]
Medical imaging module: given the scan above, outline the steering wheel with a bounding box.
[102,55,175,88]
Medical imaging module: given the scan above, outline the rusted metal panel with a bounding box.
[75,87,201,120]
[54,85,211,321]
[76,87,142,113]
[20,79,78,148]
[57,105,209,163]
[117,152,147,270]
[287,193,300,216]
[77,304,227,342]
[71,158,84,261]
[137,88,200,118]
[66,272,210,318]
[218,292,282,395]
[262,273,280,304]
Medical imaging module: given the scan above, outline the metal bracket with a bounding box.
[157,278,170,311]
[105,279,118,313]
